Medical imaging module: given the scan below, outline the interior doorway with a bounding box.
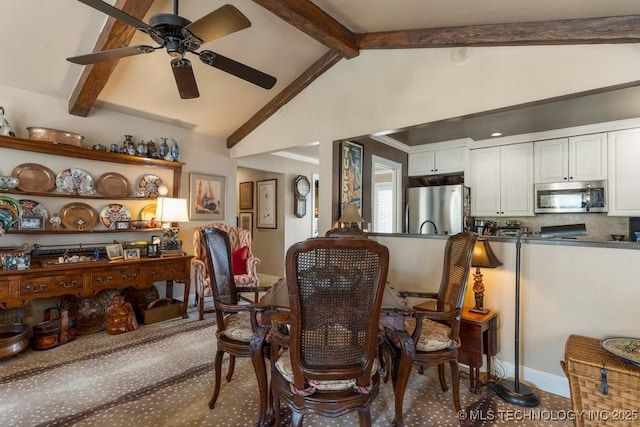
[371,156,402,233]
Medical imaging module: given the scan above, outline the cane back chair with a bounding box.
[201,227,262,411]
[193,223,263,319]
[384,231,478,427]
[269,237,390,426]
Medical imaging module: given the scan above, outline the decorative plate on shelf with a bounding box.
[59,202,98,230]
[99,203,132,229]
[56,168,96,196]
[18,199,49,222]
[601,337,640,367]
[139,203,157,221]
[12,163,56,193]
[136,174,163,198]
[96,172,130,198]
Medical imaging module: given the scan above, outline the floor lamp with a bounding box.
[494,230,540,407]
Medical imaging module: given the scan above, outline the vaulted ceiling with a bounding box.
[4,1,640,152]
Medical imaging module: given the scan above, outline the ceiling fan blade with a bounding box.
[78,0,151,31]
[183,4,251,44]
[171,58,200,99]
[198,50,276,89]
[67,45,157,65]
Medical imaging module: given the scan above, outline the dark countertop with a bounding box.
[368,232,640,250]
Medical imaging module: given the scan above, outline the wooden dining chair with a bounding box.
[200,227,263,411]
[269,237,389,426]
[384,231,478,427]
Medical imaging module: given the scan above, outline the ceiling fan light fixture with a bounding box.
[165,38,184,59]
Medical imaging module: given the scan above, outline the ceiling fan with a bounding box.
[67,0,277,99]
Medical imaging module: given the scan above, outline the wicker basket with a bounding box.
[561,334,640,427]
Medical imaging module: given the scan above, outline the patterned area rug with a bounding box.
[0,315,572,426]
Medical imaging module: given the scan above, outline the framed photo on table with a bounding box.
[256,179,277,229]
[239,181,253,210]
[105,243,123,260]
[340,141,363,216]
[124,248,140,260]
[189,172,225,221]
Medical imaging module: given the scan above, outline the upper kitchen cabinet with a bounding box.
[534,133,607,183]
[607,128,640,216]
[470,143,534,217]
[408,146,467,176]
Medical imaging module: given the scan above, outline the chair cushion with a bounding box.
[404,316,453,352]
[275,349,378,392]
[222,311,254,342]
[232,246,249,275]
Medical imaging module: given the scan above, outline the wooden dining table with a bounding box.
[248,278,411,427]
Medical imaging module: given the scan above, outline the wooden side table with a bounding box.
[458,308,498,393]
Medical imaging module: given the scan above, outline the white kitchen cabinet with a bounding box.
[470,143,534,217]
[607,128,640,216]
[408,146,466,176]
[534,133,606,183]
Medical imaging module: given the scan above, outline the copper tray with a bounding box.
[139,203,157,221]
[97,172,130,198]
[59,202,98,230]
[12,163,56,193]
[26,127,85,147]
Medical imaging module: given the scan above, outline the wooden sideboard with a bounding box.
[0,255,193,317]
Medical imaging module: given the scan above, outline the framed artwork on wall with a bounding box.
[340,141,363,216]
[239,181,254,210]
[256,179,277,229]
[238,212,253,235]
[190,173,225,221]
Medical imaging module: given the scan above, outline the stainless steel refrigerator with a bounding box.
[406,184,471,234]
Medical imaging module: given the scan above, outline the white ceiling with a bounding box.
[2,1,640,157]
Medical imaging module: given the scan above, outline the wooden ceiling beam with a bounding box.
[68,0,154,117]
[357,15,640,49]
[252,0,358,59]
[227,50,342,148]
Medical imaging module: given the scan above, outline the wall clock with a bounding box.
[294,175,310,218]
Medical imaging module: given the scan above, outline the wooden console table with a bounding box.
[0,255,193,317]
[458,308,498,393]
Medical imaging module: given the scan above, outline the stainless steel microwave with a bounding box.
[534,180,607,213]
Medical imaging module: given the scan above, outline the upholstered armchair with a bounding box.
[193,223,261,320]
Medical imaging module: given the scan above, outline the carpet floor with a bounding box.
[0,314,573,426]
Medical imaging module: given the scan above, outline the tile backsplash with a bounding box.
[476,213,629,242]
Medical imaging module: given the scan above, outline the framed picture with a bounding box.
[239,181,254,210]
[19,216,45,231]
[256,179,277,229]
[105,243,123,260]
[190,172,225,220]
[147,243,159,257]
[151,235,162,245]
[115,220,130,230]
[124,248,140,260]
[340,141,363,216]
[238,212,253,234]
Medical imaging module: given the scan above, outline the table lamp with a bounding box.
[338,203,364,229]
[155,185,189,254]
[470,239,502,314]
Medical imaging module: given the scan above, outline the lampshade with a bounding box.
[471,239,502,269]
[338,203,364,225]
[155,197,189,223]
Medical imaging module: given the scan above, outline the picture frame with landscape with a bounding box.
[190,173,225,221]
